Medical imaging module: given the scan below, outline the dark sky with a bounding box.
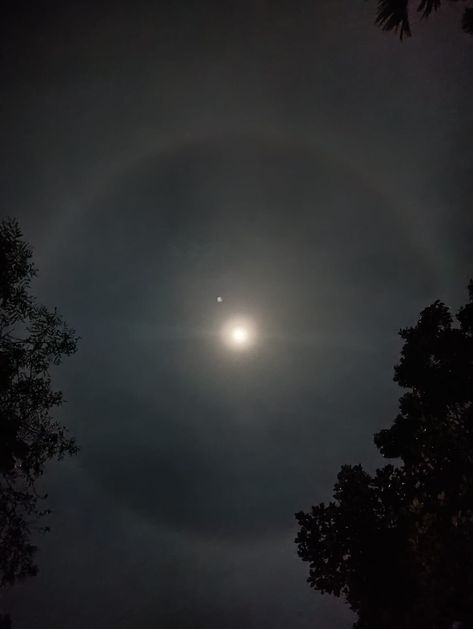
[1,1,472,627]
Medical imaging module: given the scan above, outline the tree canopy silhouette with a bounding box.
[372,0,473,38]
[296,281,473,629]
[0,218,78,593]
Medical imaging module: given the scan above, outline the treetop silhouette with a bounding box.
[296,280,473,629]
[0,218,79,592]
[373,0,473,38]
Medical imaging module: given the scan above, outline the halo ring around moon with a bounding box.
[37,128,441,540]
[39,127,439,284]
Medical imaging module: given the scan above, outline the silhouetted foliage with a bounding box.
[0,218,78,594]
[296,281,473,629]
[371,0,473,38]
[0,614,11,629]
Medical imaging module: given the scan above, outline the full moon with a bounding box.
[221,318,256,351]
[231,326,249,344]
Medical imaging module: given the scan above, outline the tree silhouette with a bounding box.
[296,281,473,629]
[0,219,78,609]
[372,0,473,38]
[0,614,10,629]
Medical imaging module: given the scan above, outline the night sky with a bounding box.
[1,2,472,627]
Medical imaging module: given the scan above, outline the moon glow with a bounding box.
[231,326,249,344]
[222,318,256,351]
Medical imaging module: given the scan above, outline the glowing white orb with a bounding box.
[221,317,256,351]
[231,326,248,344]
[217,296,223,303]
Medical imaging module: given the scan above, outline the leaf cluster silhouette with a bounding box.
[0,219,78,614]
[372,0,473,38]
[296,281,473,629]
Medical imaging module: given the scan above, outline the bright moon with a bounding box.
[231,326,249,344]
[222,318,256,351]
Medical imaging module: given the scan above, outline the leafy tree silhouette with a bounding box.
[372,0,473,38]
[296,281,473,629]
[0,219,78,622]
[0,614,10,629]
